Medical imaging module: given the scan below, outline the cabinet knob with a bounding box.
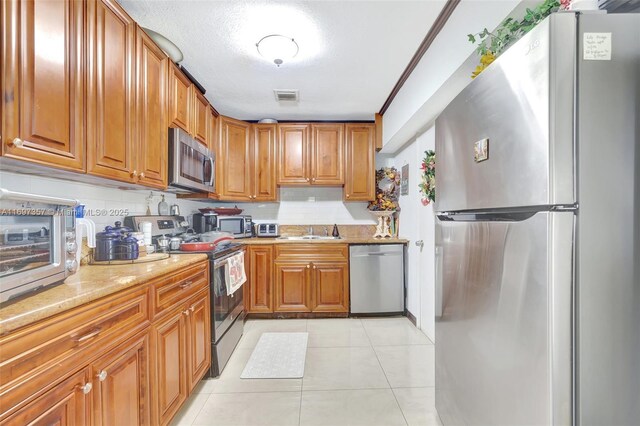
[97,370,108,382]
[346,194,350,198]
[190,306,195,313]
[81,382,93,394]
[130,170,138,178]
[312,265,316,269]
[183,309,190,316]
[306,177,310,182]
[312,177,316,182]
[253,195,257,199]
[8,137,23,148]
[306,264,310,269]
[139,172,145,179]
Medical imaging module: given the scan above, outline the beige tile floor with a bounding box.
[171,317,441,426]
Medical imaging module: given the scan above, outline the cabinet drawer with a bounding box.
[151,261,209,317]
[275,244,348,261]
[0,286,149,414]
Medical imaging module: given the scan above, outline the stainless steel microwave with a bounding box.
[168,127,215,193]
[0,189,78,304]
[217,215,253,238]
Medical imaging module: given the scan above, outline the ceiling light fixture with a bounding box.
[256,34,299,67]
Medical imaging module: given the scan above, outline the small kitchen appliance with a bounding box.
[0,188,79,303]
[217,215,253,238]
[192,212,218,234]
[168,127,215,193]
[255,223,279,238]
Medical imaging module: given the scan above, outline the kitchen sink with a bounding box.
[277,235,342,240]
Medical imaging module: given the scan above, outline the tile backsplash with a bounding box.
[0,172,375,227]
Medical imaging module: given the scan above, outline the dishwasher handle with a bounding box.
[352,252,401,257]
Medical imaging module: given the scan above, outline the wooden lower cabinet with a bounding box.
[274,261,312,313]
[0,260,210,426]
[91,332,150,426]
[0,368,91,426]
[151,287,210,425]
[259,244,349,315]
[310,262,349,312]
[152,305,188,425]
[245,245,274,313]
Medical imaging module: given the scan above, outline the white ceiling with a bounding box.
[118,0,446,121]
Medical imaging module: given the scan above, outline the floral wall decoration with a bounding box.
[419,150,436,206]
[467,0,571,78]
[368,167,400,211]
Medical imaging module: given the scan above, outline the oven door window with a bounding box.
[212,259,244,336]
[0,216,53,278]
[219,219,242,235]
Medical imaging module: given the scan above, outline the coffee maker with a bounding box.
[192,212,218,234]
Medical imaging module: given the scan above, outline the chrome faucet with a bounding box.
[308,225,313,236]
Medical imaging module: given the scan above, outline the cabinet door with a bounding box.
[344,124,375,201]
[192,88,209,146]
[136,27,168,189]
[277,124,309,184]
[186,291,211,393]
[274,262,311,313]
[310,262,349,313]
[1,368,90,425]
[246,245,274,313]
[252,124,278,201]
[218,116,251,201]
[92,332,150,426]
[1,0,84,171]
[168,62,191,133]
[311,124,344,185]
[86,0,136,182]
[152,308,187,425]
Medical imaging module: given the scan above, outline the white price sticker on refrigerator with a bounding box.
[583,33,612,60]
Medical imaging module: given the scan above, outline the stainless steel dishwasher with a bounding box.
[349,244,405,314]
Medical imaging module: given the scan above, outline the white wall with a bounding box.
[0,172,374,228]
[382,0,525,151]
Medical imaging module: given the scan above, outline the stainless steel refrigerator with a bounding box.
[434,12,639,426]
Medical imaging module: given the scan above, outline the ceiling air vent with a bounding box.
[274,89,299,102]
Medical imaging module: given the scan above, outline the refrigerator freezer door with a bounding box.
[435,14,576,213]
[435,211,573,425]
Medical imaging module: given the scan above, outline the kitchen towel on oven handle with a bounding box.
[226,251,247,296]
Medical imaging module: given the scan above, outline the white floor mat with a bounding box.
[240,332,309,379]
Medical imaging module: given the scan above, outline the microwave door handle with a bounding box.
[207,156,214,186]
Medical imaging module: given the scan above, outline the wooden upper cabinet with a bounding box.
[218,116,252,201]
[136,26,168,189]
[86,0,136,183]
[168,62,192,133]
[192,88,209,146]
[1,0,85,171]
[311,124,344,185]
[345,124,375,201]
[252,124,278,201]
[277,124,309,184]
[207,107,217,154]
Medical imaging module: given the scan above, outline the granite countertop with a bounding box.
[0,253,208,336]
[241,237,409,245]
